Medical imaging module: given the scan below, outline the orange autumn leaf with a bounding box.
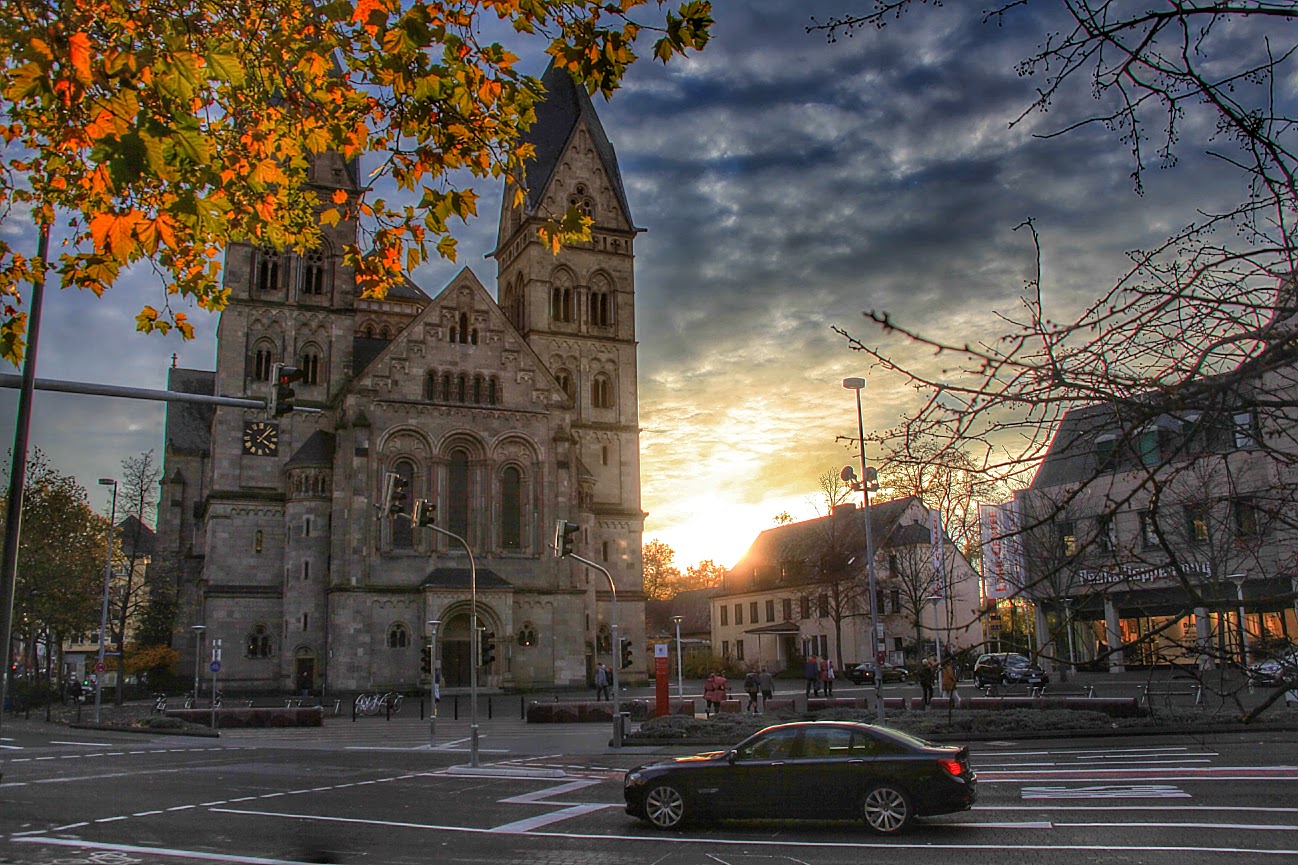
[332,189,347,204]
[68,32,93,84]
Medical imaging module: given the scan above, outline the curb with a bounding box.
[68,722,220,738]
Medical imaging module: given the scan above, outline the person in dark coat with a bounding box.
[743,670,760,714]
[919,658,936,706]
[804,656,820,697]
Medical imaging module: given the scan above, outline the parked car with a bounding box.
[624,720,976,833]
[973,652,1049,687]
[1248,650,1298,686]
[847,662,910,685]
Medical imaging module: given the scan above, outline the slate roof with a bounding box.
[116,515,155,558]
[352,336,390,376]
[645,586,718,637]
[286,430,335,468]
[164,367,216,456]
[420,567,513,590]
[520,62,633,225]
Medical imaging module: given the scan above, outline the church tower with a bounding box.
[493,63,645,597]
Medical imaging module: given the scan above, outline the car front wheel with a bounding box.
[643,783,687,830]
[862,784,913,833]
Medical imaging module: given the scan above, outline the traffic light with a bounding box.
[412,499,436,526]
[480,631,496,667]
[421,641,432,677]
[620,638,633,670]
[270,363,305,417]
[382,471,409,515]
[554,520,579,557]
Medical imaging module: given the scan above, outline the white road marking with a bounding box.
[1022,784,1189,799]
[13,837,316,864]
[493,803,617,833]
[50,740,114,747]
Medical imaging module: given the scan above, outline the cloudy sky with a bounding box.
[0,2,1243,569]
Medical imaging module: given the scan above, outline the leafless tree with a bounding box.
[815,2,1298,716]
[111,450,161,703]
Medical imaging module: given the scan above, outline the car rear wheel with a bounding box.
[861,784,913,834]
[643,783,687,830]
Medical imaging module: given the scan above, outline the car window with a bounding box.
[738,728,800,761]
[852,728,908,755]
[801,726,855,757]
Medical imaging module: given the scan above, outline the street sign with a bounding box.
[210,661,222,673]
[654,643,669,658]
[990,623,1002,632]
[95,661,105,673]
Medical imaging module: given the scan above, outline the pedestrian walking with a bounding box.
[941,657,960,705]
[817,656,830,698]
[824,659,836,698]
[744,670,760,714]
[704,671,728,715]
[919,658,935,706]
[594,662,611,701]
[805,656,820,697]
[758,666,774,711]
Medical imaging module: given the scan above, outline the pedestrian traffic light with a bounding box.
[412,499,436,526]
[620,638,633,670]
[270,363,305,416]
[421,642,432,677]
[381,471,409,515]
[554,519,579,557]
[481,631,496,667]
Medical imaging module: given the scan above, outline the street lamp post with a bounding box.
[1230,574,1249,671]
[93,478,117,724]
[427,619,440,748]
[1062,598,1076,673]
[420,523,481,767]
[671,615,684,707]
[190,625,206,701]
[928,594,943,666]
[842,376,885,724]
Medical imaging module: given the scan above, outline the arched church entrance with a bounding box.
[438,608,500,687]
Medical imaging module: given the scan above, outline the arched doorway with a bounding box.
[438,608,500,687]
[294,647,316,695]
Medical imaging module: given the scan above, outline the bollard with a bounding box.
[488,695,493,720]
[454,694,459,720]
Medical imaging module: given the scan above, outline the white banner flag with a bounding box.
[929,508,945,595]
[979,500,1024,599]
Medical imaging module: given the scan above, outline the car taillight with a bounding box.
[938,758,964,777]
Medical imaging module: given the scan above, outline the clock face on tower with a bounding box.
[242,421,279,456]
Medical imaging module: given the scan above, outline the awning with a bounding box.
[745,621,801,635]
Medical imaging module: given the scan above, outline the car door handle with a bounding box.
[848,759,865,765]
[769,761,785,766]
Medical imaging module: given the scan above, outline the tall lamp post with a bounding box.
[93,478,117,724]
[1062,598,1076,673]
[1229,574,1249,671]
[842,377,885,723]
[671,615,684,706]
[427,619,440,748]
[190,625,206,700]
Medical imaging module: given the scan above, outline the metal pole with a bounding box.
[1231,574,1249,670]
[0,223,50,733]
[844,378,884,723]
[571,553,620,747]
[930,596,943,666]
[94,480,117,724]
[427,620,439,748]
[191,625,205,700]
[423,524,479,766]
[672,615,684,708]
[1064,599,1076,670]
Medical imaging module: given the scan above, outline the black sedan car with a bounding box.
[847,662,910,685]
[624,720,976,833]
[973,652,1049,687]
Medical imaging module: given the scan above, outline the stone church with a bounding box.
[156,64,646,694]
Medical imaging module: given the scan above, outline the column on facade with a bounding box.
[1194,606,1212,670]
[1034,604,1056,673]
[1103,598,1125,673]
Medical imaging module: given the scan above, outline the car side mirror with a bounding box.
[727,750,737,765]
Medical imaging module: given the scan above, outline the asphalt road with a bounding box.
[4,708,1298,865]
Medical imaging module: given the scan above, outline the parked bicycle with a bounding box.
[354,691,402,716]
[153,693,168,714]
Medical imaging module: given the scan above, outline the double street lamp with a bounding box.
[671,615,684,706]
[842,377,885,724]
[93,478,117,724]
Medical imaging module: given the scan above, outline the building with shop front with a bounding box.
[1006,307,1298,670]
[153,64,647,694]
[711,498,981,672]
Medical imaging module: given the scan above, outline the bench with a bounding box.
[978,683,1044,698]
[1139,681,1202,707]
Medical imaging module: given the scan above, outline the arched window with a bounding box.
[388,623,410,649]
[251,345,275,381]
[568,183,594,220]
[380,325,391,339]
[556,368,574,400]
[472,374,484,404]
[501,466,522,550]
[517,622,537,648]
[441,372,452,402]
[550,286,573,322]
[488,377,499,406]
[246,624,273,659]
[587,291,611,326]
[300,347,321,385]
[300,246,328,296]
[253,247,283,292]
[390,459,416,549]
[447,448,470,538]
[363,324,375,338]
[458,312,470,344]
[456,373,468,403]
[424,371,438,401]
[592,374,613,409]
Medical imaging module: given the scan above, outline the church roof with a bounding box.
[352,336,390,376]
[286,430,335,468]
[116,514,155,558]
[521,62,633,224]
[420,567,513,590]
[164,367,215,455]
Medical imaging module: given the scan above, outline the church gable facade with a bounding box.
[155,64,646,695]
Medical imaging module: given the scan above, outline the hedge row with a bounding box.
[165,707,323,728]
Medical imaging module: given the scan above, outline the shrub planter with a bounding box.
[761,698,796,713]
[165,706,323,728]
[525,700,654,723]
[807,697,863,711]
